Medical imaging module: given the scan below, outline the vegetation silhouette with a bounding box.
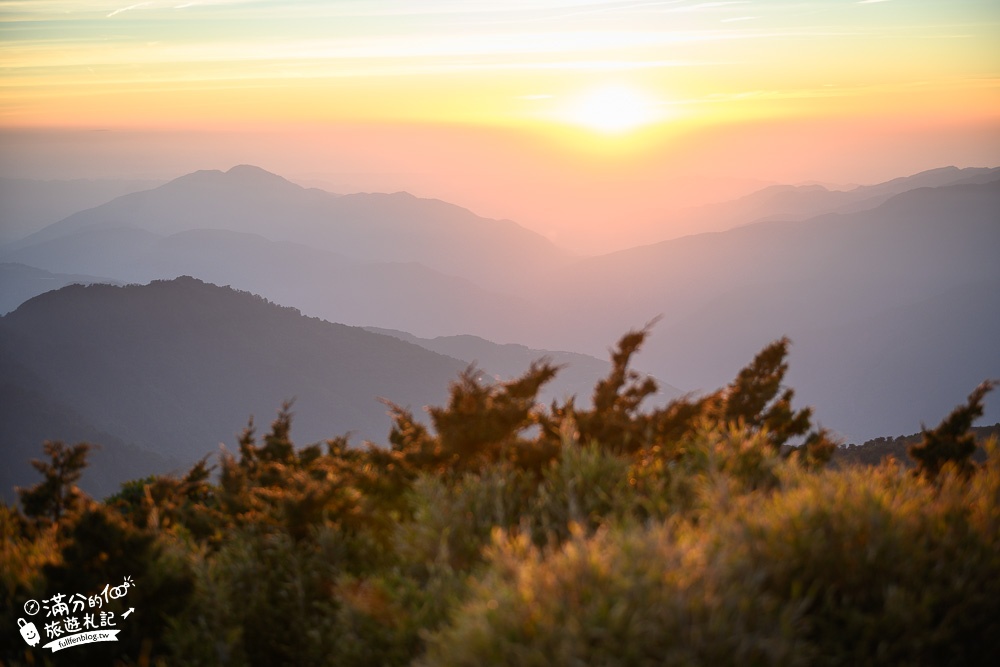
[2,331,997,665]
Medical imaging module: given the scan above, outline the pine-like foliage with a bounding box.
[577,327,660,453]
[386,360,560,475]
[716,337,836,466]
[387,329,834,478]
[17,441,94,527]
[721,337,809,447]
[910,380,996,479]
[429,362,559,472]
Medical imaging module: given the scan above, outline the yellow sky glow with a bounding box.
[1,1,997,133]
[1,1,998,251]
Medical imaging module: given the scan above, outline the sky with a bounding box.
[1,0,998,252]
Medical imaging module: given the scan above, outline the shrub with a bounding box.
[910,381,996,480]
[0,502,59,663]
[6,331,995,665]
[422,438,1000,667]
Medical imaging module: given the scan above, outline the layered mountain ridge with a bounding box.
[2,163,996,491]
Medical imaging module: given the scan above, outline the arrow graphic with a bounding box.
[122,608,134,619]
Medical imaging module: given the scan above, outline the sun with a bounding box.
[563,85,659,134]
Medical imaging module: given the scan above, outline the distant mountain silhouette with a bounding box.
[8,165,570,292]
[659,166,1000,239]
[0,277,478,499]
[3,165,997,444]
[545,177,1000,440]
[1,226,541,339]
[0,165,563,338]
[0,176,162,244]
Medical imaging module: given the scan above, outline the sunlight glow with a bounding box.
[562,85,661,134]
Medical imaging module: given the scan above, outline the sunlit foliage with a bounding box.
[1,333,996,665]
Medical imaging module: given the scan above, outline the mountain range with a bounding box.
[0,277,621,500]
[0,278,465,500]
[543,178,1000,439]
[659,166,1000,239]
[5,165,569,294]
[0,166,555,339]
[1,163,997,487]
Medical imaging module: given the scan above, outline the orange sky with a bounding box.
[1,0,998,252]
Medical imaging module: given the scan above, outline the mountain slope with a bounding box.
[0,277,474,490]
[659,166,1000,239]
[539,178,1000,439]
[0,355,181,503]
[1,227,541,339]
[4,167,995,446]
[790,277,1000,440]
[0,176,161,244]
[11,165,570,291]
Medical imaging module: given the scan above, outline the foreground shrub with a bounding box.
[5,332,994,665]
[422,439,1000,667]
[41,504,196,665]
[0,503,58,662]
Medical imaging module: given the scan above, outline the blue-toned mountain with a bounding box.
[0,277,470,497]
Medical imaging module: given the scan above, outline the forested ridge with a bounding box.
[3,330,998,666]
[835,424,999,468]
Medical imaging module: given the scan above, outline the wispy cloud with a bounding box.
[666,1,750,12]
[107,2,151,18]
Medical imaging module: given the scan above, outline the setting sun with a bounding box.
[562,85,661,134]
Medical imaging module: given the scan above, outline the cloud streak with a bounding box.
[107,2,151,18]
